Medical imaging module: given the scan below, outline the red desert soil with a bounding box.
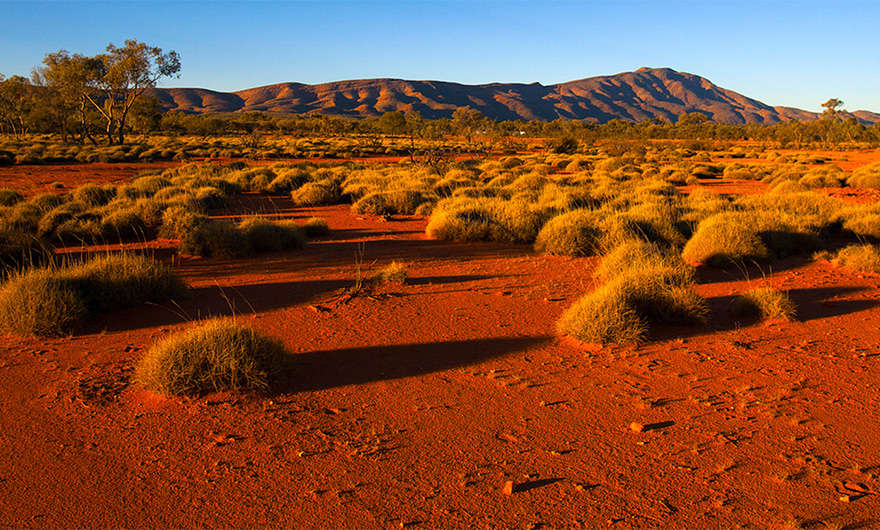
[0,155,481,196]
[3,201,880,527]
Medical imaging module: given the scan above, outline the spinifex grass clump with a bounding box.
[303,217,329,237]
[135,318,289,396]
[238,218,306,252]
[533,209,602,256]
[557,256,707,344]
[373,261,408,284]
[681,212,770,266]
[731,286,796,321]
[0,254,186,336]
[831,244,880,273]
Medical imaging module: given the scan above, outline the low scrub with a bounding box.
[135,318,288,396]
[0,254,186,336]
[682,212,770,266]
[557,267,708,344]
[303,217,329,237]
[373,261,408,284]
[831,244,880,273]
[595,241,694,284]
[291,182,341,206]
[426,197,547,244]
[534,209,602,256]
[238,218,306,252]
[731,287,796,321]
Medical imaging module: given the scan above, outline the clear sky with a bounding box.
[2,0,878,113]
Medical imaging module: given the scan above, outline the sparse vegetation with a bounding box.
[373,261,408,284]
[831,243,880,273]
[0,254,186,336]
[731,287,796,321]
[135,318,288,396]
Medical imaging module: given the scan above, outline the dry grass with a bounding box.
[557,266,708,345]
[135,318,289,396]
[373,261,408,284]
[832,244,880,273]
[682,212,770,266]
[731,287,796,321]
[533,209,602,256]
[0,254,186,336]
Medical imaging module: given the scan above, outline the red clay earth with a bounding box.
[3,193,880,527]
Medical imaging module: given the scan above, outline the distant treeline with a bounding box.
[2,69,878,147]
[2,38,878,148]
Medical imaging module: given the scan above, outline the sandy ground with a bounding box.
[2,194,880,527]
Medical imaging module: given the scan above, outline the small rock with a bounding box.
[630,422,644,433]
[502,480,514,495]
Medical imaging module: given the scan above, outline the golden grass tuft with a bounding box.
[373,261,408,284]
[682,212,769,266]
[831,244,880,273]
[557,267,708,345]
[0,254,186,336]
[135,318,289,396]
[731,287,796,321]
[534,209,602,256]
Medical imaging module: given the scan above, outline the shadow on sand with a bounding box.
[277,335,551,393]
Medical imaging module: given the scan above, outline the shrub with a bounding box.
[100,208,147,240]
[731,287,796,321]
[595,241,694,284]
[28,193,65,212]
[0,188,23,206]
[352,190,427,215]
[373,261,408,284]
[159,206,208,240]
[71,184,114,207]
[426,198,547,243]
[534,209,602,256]
[291,182,340,206]
[557,268,708,344]
[842,212,880,240]
[0,254,186,336]
[832,244,880,273]
[848,162,880,189]
[135,318,288,396]
[180,220,251,258]
[238,218,306,252]
[0,271,87,336]
[303,217,329,237]
[682,212,769,266]
[194,186,227,209]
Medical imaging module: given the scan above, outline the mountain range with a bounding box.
[152,67,880,125]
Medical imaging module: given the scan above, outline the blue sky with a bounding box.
[2,0,878,112]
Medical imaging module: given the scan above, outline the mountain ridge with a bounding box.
[151,67,878,124]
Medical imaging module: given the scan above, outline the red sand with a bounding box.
[2,198,880,527]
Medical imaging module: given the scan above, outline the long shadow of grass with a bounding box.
[277,335,551,393]
[648,286,878,342]
[86,274,506,333]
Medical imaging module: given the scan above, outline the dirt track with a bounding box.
[2,201,880,528]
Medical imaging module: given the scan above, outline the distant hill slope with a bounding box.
[152,67,878,124]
